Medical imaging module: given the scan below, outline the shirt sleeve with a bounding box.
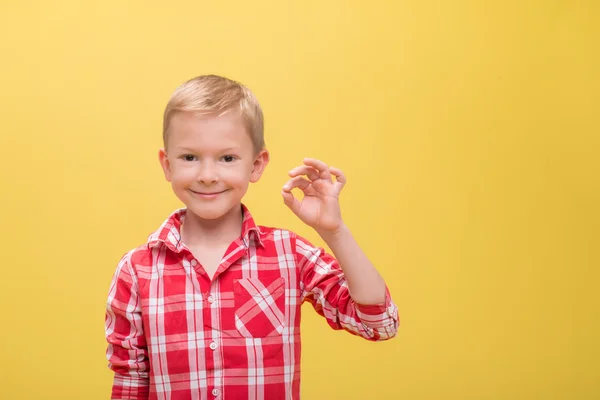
[295,233,399,341]
[105,252,150,400]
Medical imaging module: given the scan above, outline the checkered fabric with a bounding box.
[105,205,398,400]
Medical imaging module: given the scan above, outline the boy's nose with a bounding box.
[197,164,219,184]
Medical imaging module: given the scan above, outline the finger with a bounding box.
[281,190,302,215]
[329,167,347,191]
[282,176,311,192]
[303,158,331,181]
[288,165,320,181]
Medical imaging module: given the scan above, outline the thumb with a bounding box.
[281,190,300,214]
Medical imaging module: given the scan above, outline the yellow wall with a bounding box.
[1,1,598,399]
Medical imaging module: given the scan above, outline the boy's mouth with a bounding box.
[190,189,227,199]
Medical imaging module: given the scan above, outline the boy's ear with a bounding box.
[250,149,270,183]
[158,148,172,182]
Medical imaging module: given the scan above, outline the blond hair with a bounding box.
[163,75,265,152]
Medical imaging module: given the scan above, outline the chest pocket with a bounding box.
[233,277,286,338]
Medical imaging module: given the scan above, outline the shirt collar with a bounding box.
[146,204,264,252]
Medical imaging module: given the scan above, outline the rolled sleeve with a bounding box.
[295,234,399,341]
[105,253,150,400]
[354,286,399,339]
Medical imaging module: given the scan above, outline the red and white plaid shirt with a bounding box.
[105,205,398,400]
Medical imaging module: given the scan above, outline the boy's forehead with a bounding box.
[170,111,244,131]
[168,112,251,149]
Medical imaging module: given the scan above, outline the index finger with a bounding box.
[303,158,331,181]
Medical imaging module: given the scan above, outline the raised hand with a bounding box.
[281,158,346,233]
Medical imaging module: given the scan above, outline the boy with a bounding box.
[105,75,398,400]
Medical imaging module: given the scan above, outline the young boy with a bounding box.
[105,75,398,400]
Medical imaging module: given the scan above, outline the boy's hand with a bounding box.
[282,158,346,233]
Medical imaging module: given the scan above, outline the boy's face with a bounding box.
[159,111,269,221]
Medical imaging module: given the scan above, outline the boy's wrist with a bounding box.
[316,223,349,245]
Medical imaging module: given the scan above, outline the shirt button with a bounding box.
[209,341,217,350]
[212,388,220,396]
[191,260,197,266]
[207,295,214,303]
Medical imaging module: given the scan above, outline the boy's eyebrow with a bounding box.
[176,147,198,153]
[175,146,241,153]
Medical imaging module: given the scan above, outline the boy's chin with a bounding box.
[185,203,240,221]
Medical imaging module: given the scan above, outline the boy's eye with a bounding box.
[222,155,236,162]
[183,155,197,161]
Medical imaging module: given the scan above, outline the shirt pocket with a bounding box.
[233,277,286,338]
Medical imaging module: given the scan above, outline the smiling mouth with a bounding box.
[190,189,227,196]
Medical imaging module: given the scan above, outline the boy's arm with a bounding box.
[295,233,398,340]
[283,158,399,339]
[105,253,150,400]
[318,224,386,305]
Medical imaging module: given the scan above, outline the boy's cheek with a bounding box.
[215,168,244,181]
[171,167,195,180]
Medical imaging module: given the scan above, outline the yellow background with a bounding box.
[1,1,598,399]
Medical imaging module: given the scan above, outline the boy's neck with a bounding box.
[180,204,244,247]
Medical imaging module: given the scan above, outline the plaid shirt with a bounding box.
[105,205,398,400]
